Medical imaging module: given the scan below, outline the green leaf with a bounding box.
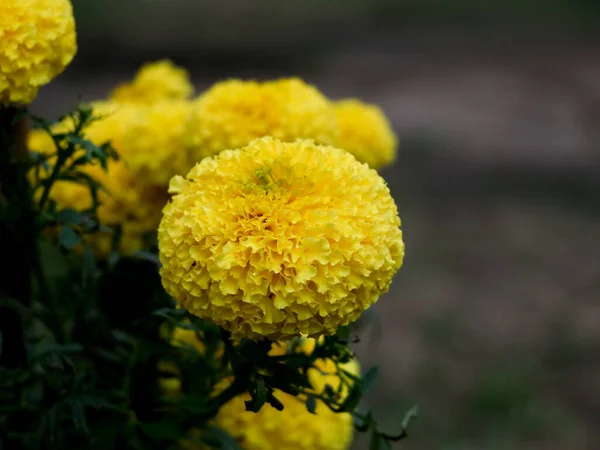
[81,245,96,289]
[68,397,88,433]
[207,426,243,450]
[369,430,382,450]
[305,394,317,414]
[266,390,284,411]
[337,382,362,413]
[360,365,380,394]
[59,226,82,250]
[401,405,419,429]
[55,208,83,226]
[140,421,182,440]
[78,394,116,410]
[245,377,266,412]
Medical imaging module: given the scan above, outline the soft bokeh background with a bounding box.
[32,1,600,448]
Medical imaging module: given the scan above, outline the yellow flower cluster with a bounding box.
[334,99,397,170]
[184,78,338,160]
[161,334,357,450]
[110,60,194,105]
[0,0,77,105]
[158,137,404,340]
[28,62,195,255]
[182,77,397,170]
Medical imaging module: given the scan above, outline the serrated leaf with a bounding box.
[360,365,380,394]
[305,394,317,414]
[59,226,82,250]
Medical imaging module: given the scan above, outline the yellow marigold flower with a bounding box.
[184,78,338,160]
[334,99,398,170]
[158,137,404,340]
[28,101,170,256]
[162,336,358,450]
[110,60,193,105]
[0,0,77,105]
[119,100,194,187]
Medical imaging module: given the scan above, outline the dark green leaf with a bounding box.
[55,208,82,225]
[266,390,284,411]
[369,430,382,450]
[140,421,182,440]
[81,245,96,289]
[337,382,362,413]
[401,405,419,429]
[245,377,266,412]
[207,426,243,450]
[58,226,82,250]
[11,108,29,125]
[78,394,116,410]
[305,394,317,414]
[32,343,83,360]
[68,397,88,433]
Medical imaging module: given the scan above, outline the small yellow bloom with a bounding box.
[158,137,404,340]
[119,100,195,187]
[0,0,77,105]
[334,99,397,170]
[110,60,194,105]
[184,78,338,160]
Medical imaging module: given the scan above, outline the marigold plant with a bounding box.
[28,97,192,255]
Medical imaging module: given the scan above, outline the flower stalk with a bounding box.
[0,106,34,368]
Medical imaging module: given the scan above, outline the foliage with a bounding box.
[0,105,416,449]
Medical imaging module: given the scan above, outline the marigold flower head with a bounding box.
[110,60,194,105]
[334,99,398,170]
[119,100,194,187]
[184,78,338,160]
[0,0,77,105]
[162,336,357,450]
[158,137,404,340]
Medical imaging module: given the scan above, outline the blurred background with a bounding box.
[32,1,600,448]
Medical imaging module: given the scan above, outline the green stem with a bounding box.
[38,152,66,211]
[0,106,34,368]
